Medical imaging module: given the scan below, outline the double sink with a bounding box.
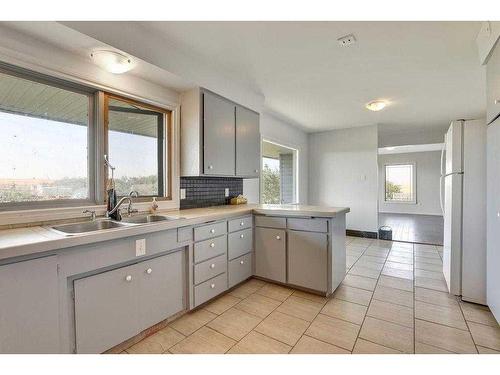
[50,215,181,236]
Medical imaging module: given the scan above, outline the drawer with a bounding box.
[287,218,328,233]
[194,221,227,242]
[228,228,253,260]
[194,254,227,285]
[228,253,253,288]
[177,226,193,243]
[194,273,227,307]
[254,215,286,229]
[194,235,227,263]
[228,215,253,232]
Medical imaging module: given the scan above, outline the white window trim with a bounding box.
[260,137,299,205]
[0,62,181,226]
[384,162,417,205]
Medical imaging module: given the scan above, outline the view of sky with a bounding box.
[263,157,279,172]
[386,164,413,193]
[0,111,157,181]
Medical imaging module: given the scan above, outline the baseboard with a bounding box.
[346,229,378,239]
[379,211,443,217]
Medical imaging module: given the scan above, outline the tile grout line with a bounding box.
[456,297,480,354]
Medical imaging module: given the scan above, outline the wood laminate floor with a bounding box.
[378,213,444,246]
[118,237,499,354]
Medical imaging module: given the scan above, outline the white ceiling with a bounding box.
[139,21,486,132]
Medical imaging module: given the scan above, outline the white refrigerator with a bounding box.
[440,119,487,304]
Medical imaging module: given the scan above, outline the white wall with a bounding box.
[243,112,309,204]
[309,125,379,232]
[378,151,442,216]
[379,126,448,148]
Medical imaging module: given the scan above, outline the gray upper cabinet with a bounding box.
[203,91,236,175]
[254,227,286,283]
[487,42,500,124]
[0,256,60,354]
[287,231,328,292]
[181,87,260,177]
[236,106,260,177]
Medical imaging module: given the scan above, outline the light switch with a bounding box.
[225,188,229,197]
[180,188,186,200]
[136,239,146,257]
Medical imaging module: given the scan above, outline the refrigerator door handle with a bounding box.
[440,141,446,176]
[439,175,445,216]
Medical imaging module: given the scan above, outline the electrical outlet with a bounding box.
[180,188,186,200]
[136,239,146,257]
[225,188,229,197]
[337,34,357,46]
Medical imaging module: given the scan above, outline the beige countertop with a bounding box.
[0,204,349,261]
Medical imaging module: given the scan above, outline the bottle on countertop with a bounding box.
[149,197,159,214]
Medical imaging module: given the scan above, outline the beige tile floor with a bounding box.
[123,236,500,354]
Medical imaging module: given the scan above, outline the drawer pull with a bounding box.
[146,268,152,274]
[495,99,500,104]
[254,169,259,173]
[210,263,215,269]
[210,229,216,234]
[240,234,245,238]
[210,242,215,248]
[276,235,281,240]
[240,260,245,265]
[125,275,132,282]
[210,283,215,289]
[240,221,245,226]
[208,165,214,170]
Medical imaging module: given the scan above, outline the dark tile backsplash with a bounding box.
[180,177,243,209]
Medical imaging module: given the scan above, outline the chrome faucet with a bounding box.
[129,190,139,198]
[82,209,97,221]
[106,197,138,220]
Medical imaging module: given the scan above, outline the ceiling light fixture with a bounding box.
[90,50,134,74]
[365,100,388,112]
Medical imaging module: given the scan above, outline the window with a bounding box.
[385,164,416,203]
[0,68,93,206]
[261,140,298,204]
[104,94,171,199]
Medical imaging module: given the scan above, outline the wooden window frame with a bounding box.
[103,93,173,203]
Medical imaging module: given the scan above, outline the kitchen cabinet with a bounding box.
[236,105,260,177]
[180,87,260,177]
[74,250,184,353]
[288,231,328,292]
[203,91,236,175]
[487,41,500,124]
[254,227,286,283]
[0,256,60,353]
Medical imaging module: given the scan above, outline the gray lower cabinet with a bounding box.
[138,251,184,331]
[0,256,60,354]
[228,252,253,288]
[236,106,260,177]
[74,250,184,354]
[203,91,236,176]
[287,231,328,292]
[254,227,286,283]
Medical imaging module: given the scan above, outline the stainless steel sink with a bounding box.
[50,220,130,235]
[120,215,176,224]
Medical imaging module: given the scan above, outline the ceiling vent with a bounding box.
[337,34,357,47]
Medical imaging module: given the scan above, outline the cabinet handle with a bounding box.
[240,221,245,226]
[210,242,215,248]
[495,99,500,104]
[240,260,245,265]
[210,283,215,289]
[210,263,215,269]
[254,169,259,173]
[240,234,244,238]
[208,165,214,170]
[210,229,216,234]
[125,275,132,282]
[276,235,281,240]
[146,268,152,274]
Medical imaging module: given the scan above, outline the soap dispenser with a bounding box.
[150,197,159,214]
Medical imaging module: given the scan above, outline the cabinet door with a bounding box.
[74,264,139,354]
[487,42,500,124]
[236,105,260,177]
[138,251,185,331]
[254,227,286,282]
[288,231,327,292]
[203,91,236,176]
[0,256,60,353]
